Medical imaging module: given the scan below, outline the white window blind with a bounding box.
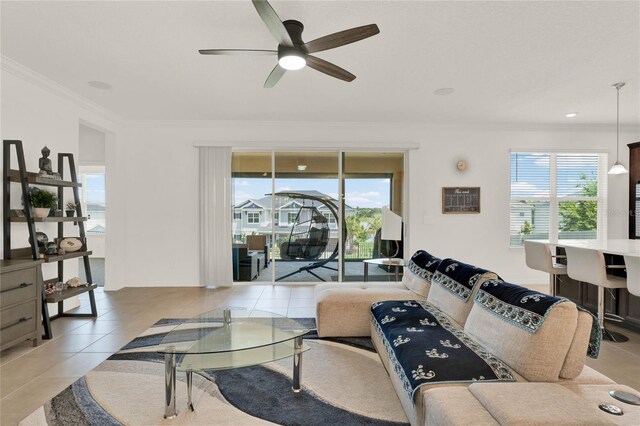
[510,152,607,247]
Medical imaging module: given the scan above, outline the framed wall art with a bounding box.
[442,187,481,214]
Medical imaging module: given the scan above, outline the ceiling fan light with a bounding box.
[278,55,306,70]
[608,162,629,175]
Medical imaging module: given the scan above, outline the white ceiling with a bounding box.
[1,1,639,124]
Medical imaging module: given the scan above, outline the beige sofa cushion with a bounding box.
[315,283,420,337]
[558,365,616,387]
[465,294,578,382]
[423,387,499,426]
[427,258,498,326]
[469,383,616,425]
[402,250,441,297]
[559,309,593,378]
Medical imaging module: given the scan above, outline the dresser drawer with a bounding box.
[1,300,37,344]
[1,268,38,308]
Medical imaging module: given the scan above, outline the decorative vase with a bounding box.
[33,208,50,218]
[45,242,58,255]
[35,231,48,247]
[65,210,74,217]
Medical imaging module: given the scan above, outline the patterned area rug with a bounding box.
[20,318,408,426]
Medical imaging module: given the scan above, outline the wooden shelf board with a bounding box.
[45,284,97,303]
[9,216,87,223]
[8,170,81,187]
[43,251,92,263]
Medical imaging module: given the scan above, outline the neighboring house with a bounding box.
[510,200,554,246]
[233,190,355,243]
[87,224,106,234]
[86,203,106,233]
[510,202,535,236]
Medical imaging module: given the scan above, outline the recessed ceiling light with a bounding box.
[88,81,112,90]
[565,112,578,118]
[297,165,307,171]
[434,88,455,96]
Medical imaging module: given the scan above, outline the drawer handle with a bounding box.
[0,316,33,331]
[0,282,33,294]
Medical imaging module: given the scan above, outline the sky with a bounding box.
[510,153,599,198]
[233,177,391,208]
[84,174,106,204]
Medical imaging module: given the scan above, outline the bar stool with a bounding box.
[523,240,567,296]
[624,255,640,297]
[565,246,628,342]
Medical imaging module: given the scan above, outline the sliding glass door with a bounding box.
[231,152,272,283]
[342,152,405,282]
[273,152,339,282]
[231,151,404,285]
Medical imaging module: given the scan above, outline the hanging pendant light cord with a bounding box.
[616,84,620,162]
[609,82,628,174]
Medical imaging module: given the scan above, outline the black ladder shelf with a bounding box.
[3,140,97,339]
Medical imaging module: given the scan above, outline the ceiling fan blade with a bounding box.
[198,49,277,55]
[251,0,293,46]
[306,56,355,82]
[264,64,286,88]
[304,24,380,54]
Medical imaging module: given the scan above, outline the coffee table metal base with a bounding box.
[292,336,302,392]
[163,335,305,418]
[164,353,178,419]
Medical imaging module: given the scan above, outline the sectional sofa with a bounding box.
[315,250,640,425]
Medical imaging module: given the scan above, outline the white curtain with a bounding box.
[199,147,233,287]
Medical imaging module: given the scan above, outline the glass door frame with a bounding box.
[231,148,409,285]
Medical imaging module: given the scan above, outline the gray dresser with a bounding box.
[1,259,43,351]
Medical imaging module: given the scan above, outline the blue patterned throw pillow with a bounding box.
[402,250,441,297]
[431,258,498,302]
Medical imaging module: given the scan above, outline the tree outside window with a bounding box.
[558,174,597,234]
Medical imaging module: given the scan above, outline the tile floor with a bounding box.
[0,284,639,425]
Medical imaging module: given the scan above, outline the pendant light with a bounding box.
[608,82,629,175]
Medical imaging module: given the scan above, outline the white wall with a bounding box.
[409,126,633,283]
[79,124,106,165]
[108,121,637,289]
[2,60,636,291]
[1,64,119,312]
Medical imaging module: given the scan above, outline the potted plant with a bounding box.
[29,189,58,218]
[66,202,77,217]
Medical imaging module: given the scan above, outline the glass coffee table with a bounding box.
[363,258,406,282]
[158,307,310,418]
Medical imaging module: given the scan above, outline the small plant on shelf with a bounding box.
[29,189,58,218]
[65,202,77,217]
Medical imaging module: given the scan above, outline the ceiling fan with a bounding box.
[199,0,380,88]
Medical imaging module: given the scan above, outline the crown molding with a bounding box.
[1,55,124,125]
[126,118,640,133]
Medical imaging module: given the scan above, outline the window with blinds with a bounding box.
[510,152,607,247]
